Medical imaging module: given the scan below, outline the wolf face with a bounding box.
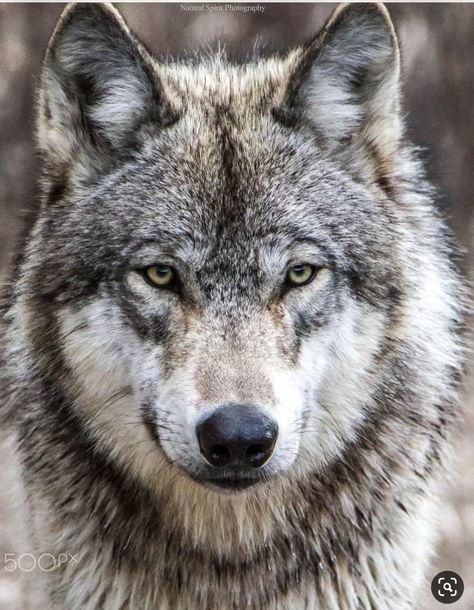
[4,4,465,607]
[20,3,445,500]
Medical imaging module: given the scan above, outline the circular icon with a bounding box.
[431,571,464,604]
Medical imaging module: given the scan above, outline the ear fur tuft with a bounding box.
[279,3,401,189]
[38,3,177,183]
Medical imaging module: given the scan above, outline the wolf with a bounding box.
[0,2,464,609]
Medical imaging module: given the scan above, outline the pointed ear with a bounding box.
[277,3,401,189]
[38,3,177,182]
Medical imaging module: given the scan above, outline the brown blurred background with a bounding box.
[0,3,473,609]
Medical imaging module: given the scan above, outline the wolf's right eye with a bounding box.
[143,264,177,288]
[286,264,317,288]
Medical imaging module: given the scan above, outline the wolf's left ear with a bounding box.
[38,3,176,180]
[278,3,401,187]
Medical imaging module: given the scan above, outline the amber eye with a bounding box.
[286,264,316,287]
[144,264,176,288]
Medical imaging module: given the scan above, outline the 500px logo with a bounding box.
[3,553,80,572]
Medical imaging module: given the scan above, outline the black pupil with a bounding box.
[292,266,306,275]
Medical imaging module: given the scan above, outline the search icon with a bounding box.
[443,581,453,594]
[431,571,464,604]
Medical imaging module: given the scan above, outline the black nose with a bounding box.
[196,404,278,469]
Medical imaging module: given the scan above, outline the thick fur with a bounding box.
[1,3,465,609]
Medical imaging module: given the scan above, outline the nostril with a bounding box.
[210,444,231,466]
[246,443,272,468]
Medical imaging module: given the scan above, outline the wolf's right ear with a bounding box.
[38,3,176,180]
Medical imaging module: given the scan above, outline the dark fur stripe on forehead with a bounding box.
[213,103,247,223]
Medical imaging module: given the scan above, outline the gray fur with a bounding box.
[1,3,465,609]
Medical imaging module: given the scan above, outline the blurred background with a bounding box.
[0,3,472,609]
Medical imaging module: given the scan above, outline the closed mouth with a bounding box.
[198,474,265,493]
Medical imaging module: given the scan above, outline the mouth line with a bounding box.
[193,473,267,493]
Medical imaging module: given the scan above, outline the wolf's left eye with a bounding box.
[143,264,176,288]
[286,264,317,287]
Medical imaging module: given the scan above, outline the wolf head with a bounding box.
[21,2,446,498]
